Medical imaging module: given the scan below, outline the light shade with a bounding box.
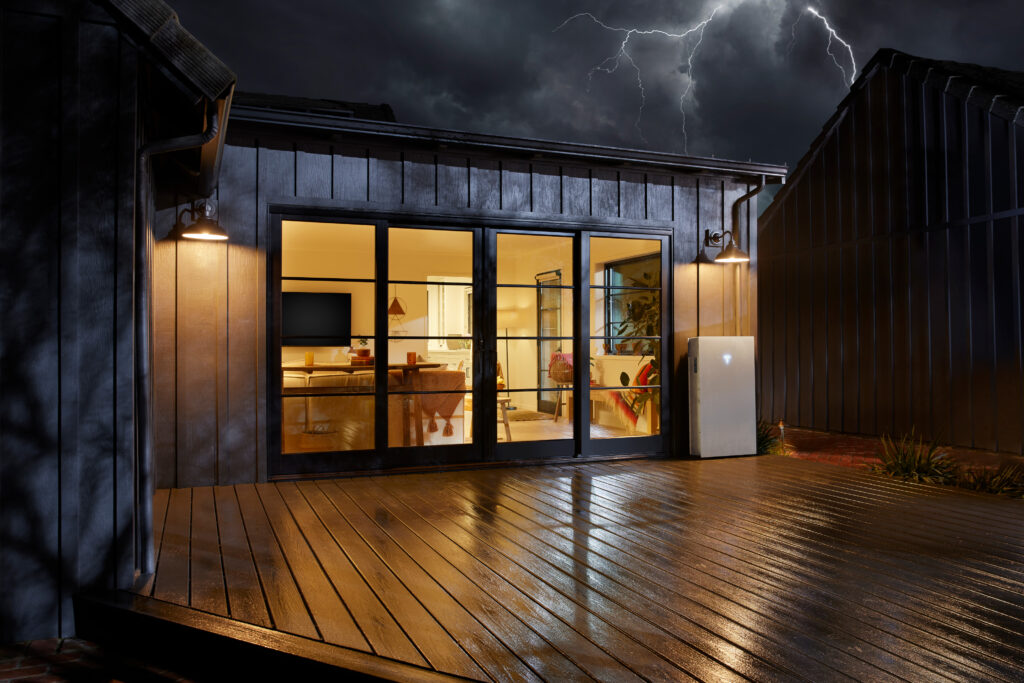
[179,218,229,241]
[387,297,407,316]
[714,239,750,263]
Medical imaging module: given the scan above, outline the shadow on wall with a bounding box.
[1,226,135,640]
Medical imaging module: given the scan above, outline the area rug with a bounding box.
[507,410,553,422]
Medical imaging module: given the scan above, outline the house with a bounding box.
[0,0,234,643]
[0,0,786,643]
[151,92,785,484]
[758,48,1024,454]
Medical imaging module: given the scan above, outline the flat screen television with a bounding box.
[281,292,351,346]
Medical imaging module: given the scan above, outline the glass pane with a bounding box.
[497,234,573,285]
[282,221,374,280]
[496,286,573,338]
[590,388,661,439]
[389,227,472,281]
[388,391,470,447]
[496,340,576,392]
[387,282,473,341]
[282,394,374,453]
[497,390,574,442]
[590,237,661,287]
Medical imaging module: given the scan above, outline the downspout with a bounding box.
[731,175,767,335]
[135,104,220,577]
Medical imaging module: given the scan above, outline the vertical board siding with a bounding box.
[154,133,759,482]
[296,144,331,199]
[469,157,500,210]
[0,8,139,641]
[220,144,259,484]
[403,151,435,207]
[437,154,468,209]
[759,64,1024,454]
[531,162,560,215]
[1,9,63,642]
[333,145,368,202]
[562,166,590,216]
[501,160,530,212]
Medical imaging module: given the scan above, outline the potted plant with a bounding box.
[615,272,661,429]
[353,337,371,357]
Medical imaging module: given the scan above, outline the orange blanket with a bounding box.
[415,370,466,436]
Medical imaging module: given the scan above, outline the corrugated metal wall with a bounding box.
[152,133,759,486]
[759,62,1024,453]
[0,4,138,640]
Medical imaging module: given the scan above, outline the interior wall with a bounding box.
[152,133,759,487]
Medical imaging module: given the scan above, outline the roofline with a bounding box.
[228,105,788,179]
[762,47,1024,224]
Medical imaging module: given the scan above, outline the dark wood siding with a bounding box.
[759,63,1024,454]
[153,132,762,485]
[0,5,138,641]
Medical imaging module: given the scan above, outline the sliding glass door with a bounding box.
[491,232,576,458]
[270,218,667,476]
[487,230,667,460]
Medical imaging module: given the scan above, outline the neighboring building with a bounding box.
[151,92,785,484]
[759,49,1024,453]
[0,0,234,642]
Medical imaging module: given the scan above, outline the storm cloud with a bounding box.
[172,0,1023,204]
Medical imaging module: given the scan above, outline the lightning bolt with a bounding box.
[785,10,804,57]
[806,7,857,86]
[555,7,722,153]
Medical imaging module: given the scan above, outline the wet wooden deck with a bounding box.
[140,456,1024,681]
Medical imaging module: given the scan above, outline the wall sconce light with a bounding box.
[703,229,750,263]
[170,199,228,241]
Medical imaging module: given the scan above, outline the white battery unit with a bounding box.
[688,336,756,458]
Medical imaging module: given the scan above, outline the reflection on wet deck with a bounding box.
[143,456,1024,680]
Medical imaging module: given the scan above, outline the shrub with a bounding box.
[757,420,788,455]
[957,463,1024,497]
[872,430,957,484]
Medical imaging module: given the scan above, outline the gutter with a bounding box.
[731,175,770,335]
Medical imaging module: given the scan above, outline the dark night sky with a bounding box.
[170,0,1023,208]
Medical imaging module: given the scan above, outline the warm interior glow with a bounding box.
[279,222,663,454]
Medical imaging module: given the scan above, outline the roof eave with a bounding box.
[228,105,788,180]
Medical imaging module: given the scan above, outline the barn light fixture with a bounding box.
[704,229,749,263]
[171,199,228,241]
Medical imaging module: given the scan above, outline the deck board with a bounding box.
[254,482,368,650]
[276,482,429,666]
[213,485,271,628]
[153,487,190,605]
[344,479,635,681]
[139,487,170,596]
[188,486,228,616]
[296,481,488,679]
[234,484,319,639]
[578,466,1024,676]
[318,480,545,682]
[361,478,686,681]
[142,457,1024,681]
